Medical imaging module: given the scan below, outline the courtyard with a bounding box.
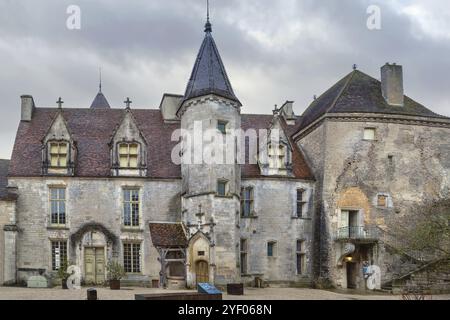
[0,286,448,300]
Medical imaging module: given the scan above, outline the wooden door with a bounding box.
[196,261,209,284]
[95,248,105,284]
[84,247,105,284]
[346,262,357,289]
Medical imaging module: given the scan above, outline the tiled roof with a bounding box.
[9,108,314,180]
[300,70,448,129]
[9,108,181,178]
[241,114,314,180]
[182,31,240,105]
[149,222,187,248]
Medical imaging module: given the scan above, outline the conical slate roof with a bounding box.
[182,25,240,105]
[90,91,111,109]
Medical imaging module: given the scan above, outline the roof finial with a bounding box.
[56,97,64,109]
[353,64,358,71]
[124,97,132,109]
[204,0,212,33]
[99,67,102,93]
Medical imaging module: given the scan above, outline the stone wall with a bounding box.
[8,177,181,284]
[239,178,314,286]
[0,200,16,285]
[299,118,450,288]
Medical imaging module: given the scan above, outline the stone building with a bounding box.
[0,16,449,291]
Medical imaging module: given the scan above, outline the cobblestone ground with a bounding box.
[0,286,449,300]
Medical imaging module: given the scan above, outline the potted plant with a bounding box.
[106,260,125,290]
[57,260,70,289]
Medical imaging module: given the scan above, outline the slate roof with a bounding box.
[149,222,188,248]
[9,108,314,179]
[90,91,111,109]
[300,70,448,129]
[182,30,240,105]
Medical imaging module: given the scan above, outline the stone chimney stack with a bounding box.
[280,101,296,125]
[381,63,404,106]
[21,95,35,122]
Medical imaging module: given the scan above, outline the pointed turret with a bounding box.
[182,12,240,106]
[90,70,111,109]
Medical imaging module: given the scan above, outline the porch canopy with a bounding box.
[149,222,188,288]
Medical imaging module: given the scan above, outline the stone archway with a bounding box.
[187,232,212,286]
[70,223,119,284]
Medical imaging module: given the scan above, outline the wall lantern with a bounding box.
[344,256,353,262]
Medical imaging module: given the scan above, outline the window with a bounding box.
[268,143,286,169]
[217,121,228,134]
[49,142,68,167]
[123,189,140,227]
[240,187,254,217]
[217,180,228,197]
[240,239,247,274]
[296,189,307,218]
[123,243,141,273]
[50,187,66,225]
[364,128,376,140]
[267,241,276,257]
[296,240,306,275]
[51,241,67,271]
[119,143,139,168]
[377,195,387,207]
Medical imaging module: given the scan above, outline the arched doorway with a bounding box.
[70,223,118,285]
[195,260,209,284]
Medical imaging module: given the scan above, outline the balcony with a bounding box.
[334,226,379,242]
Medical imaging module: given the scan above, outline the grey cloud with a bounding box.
[0,0,449,159]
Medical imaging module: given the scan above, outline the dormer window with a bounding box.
[119,143,139,168]
[49,142,68,167]
[268,143,286,169]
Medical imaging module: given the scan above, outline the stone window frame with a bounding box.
[295,188,308,218]
[267,142,289,170]
[267,241,277,258]
[117,141,140,169]
[375,193,391,209]
[216,179,229,197]
[122,241,142,274]
[122,187,141,228]
[296,239,307,275]
[48,186,67,227]
[217,120,229,135]
[363,127,377,141]
[48,140,69,168]
[240,238,248,275]
[50,239,68,271]
[240,186,255,218]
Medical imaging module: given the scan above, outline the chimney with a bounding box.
[21,95,35,121]
[381,63,404,106]
[159,93,182,122]
[280,101,296,125]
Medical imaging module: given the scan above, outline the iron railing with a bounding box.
[334,226,379,241]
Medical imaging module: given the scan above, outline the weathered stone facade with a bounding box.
[298,117,450,290]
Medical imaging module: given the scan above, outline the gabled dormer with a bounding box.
[42,111,76,176]
[258,114,293,177]
[110,109,147,177]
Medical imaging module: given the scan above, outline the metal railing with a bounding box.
[334,226,379,241]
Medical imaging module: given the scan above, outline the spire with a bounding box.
[204,0,212,33]
[99,67,102,93]
[90,69,111,109]
[182,2,240,106]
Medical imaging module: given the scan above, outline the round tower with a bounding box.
[177,17,242,288]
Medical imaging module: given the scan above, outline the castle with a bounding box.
[0,14,449,292]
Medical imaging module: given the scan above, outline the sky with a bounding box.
[0,0,449,159]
